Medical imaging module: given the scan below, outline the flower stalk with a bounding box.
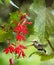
[4,11,32,65]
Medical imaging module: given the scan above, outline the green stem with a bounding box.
[47,39,54,52]
[29,51,36,57]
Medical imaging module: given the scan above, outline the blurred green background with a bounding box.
[0,0,54,65]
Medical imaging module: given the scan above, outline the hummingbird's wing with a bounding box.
[38,44,48,47]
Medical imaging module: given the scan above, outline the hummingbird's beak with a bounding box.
[26,41,33,42]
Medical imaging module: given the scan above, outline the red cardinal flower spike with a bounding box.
[16,34,25,41]
[14,44,27,58]
[4,11,32,65]
[4,41,15,54]
[14,25,28,34]
[14,24,28,41]
[14,12,32,41]
[4,45,15,54]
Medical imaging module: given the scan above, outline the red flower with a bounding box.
[20,25,28,34]
[14,25,28,34]
[18,44,27,49]
[16,34,25,41]
[20,14,28,21]
[14,25,21,33]
[4,45,14,54]
[14,44,27,58]
[14,13,32,41]
[9,58,14,65]
[20,15,26,21]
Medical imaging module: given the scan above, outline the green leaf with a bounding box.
[5,31,14,40]
[45,9,54,39]
[0,23,14,42]
[34,52,54,61]
[5,0,10,3]
[10,11,20,28]
[29,0,54,42]
[0,29,7,42]
[41,53,54,61]
[4,0,10,5]
[0,0,3,4]
[10,11,20,22]
[16,55,40,65]
[0,0,10,5]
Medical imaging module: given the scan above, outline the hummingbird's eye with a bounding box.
[34,41,38,43]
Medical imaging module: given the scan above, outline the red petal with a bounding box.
[18,51,21,58]
[14,47,20,54]
[19,44,27,49]
[9,46,14,53]
[16,34,25,41]
[4,48,9,54]
[20,15,26,21]
[25,22,32,25]
[14,25,21,32]
[9,58,14,65]
[21,50,25,57]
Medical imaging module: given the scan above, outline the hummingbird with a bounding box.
[27,40,47,57]
[33,40,46,53]
[28,40,48,57]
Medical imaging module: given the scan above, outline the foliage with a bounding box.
[28,0,54,42]
[0,0,3,4]
[0,0,54,65]
[0,0,10,4]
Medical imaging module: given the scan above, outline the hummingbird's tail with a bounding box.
[43,49,46,53]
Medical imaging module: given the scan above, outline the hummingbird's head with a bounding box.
[27,39,38,44]
[33,41,38,43]
[33,39,38,43]
[33,40,39,47]
[33,40,38,44]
